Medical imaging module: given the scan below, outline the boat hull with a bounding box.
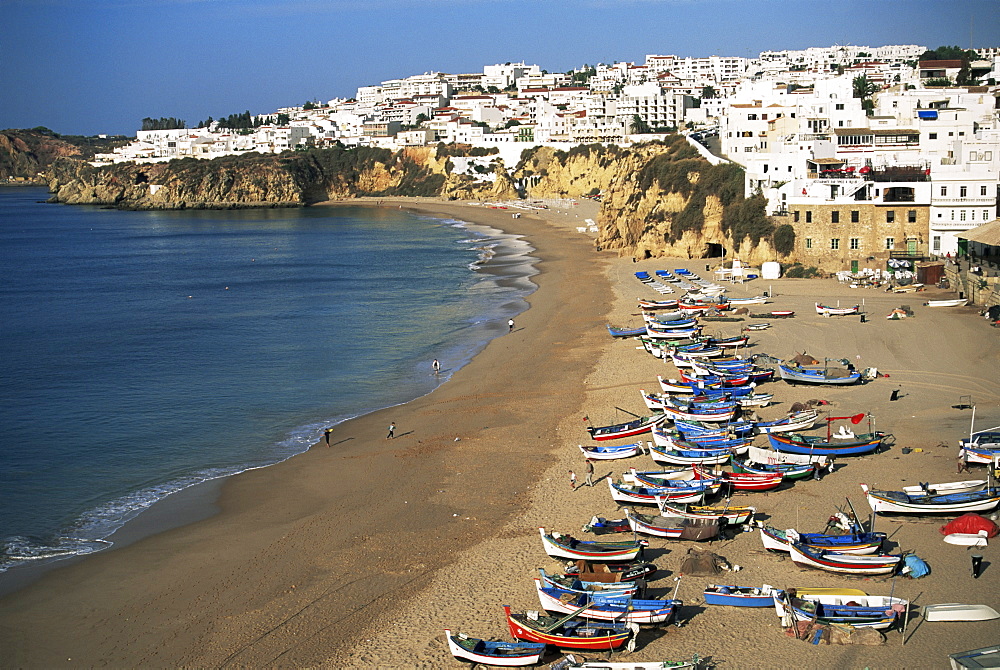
[787,543,900,575]
[444,630,546,667]
[504,606,632,650]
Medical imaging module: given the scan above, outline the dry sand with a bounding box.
[0,198,998,669]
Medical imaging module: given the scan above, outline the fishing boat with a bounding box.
[660,403,737,423]
[786,543,901,575]
[537,569,640,598]
[959,430,1000,464]
[950,645,1000,670]
[745,323,770,330]
[771,591,907,630]
[587,414,665,441]
[564,559,657,583]
[623,467,695,484]
[625,468,720,488]
[901,480,988,496]
[444,630,547,667]
[607,478,715,505]
[579,442,643,460]
[757,524,885,555]
[623,508,720,540]
[777,362,862,385]
[645,325,701,340]
[767,428,884,457]
[503,605,635,651]
[703,584,775,607]
[754,410,819,434]
[649,443,734,466]
[533,579,680,624]
[815,302,860,316]
[923,603,1000,622]
[943,530,989,547]
[539,528,645,562]
[607,324,647,338]
[674,418,755,438]
[727,296,769,306]
[731,460,815,480]
[560,656,703,670]
[692,466,783,492]
[859,484,1000,514]
[924,298,968,307]
[656,500,755,525]
[706,335,750,349]
[652,428,750,453]
[638,299,680,310]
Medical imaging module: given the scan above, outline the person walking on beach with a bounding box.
[585,458,595,486]
[432,359,440,374]
[569,470,577,489]
[323,427,333,447]
[387,422,395,440]
[508,318,515,333]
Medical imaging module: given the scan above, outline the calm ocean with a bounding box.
[0,187,536,575]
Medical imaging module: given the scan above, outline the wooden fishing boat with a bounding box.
[539,527,644,562]
[652,428,750,453]
[660,403,737,423]
[703,584,775,607]
[649,443,734,466]
[771,591,907,630]
[533,579,680,624]
[959,430,1000,464]
[727,296,768,306]
[623,467,695,484]
[860,484,1000,514]
[815,302,860,316]
[923,603,1000,622]
[706,335,750,349]
[943,530,989,547]
[503,605,634,651]
[732,460,815,480]
[623,508,720,540]
[693,466,783,492]
[777,362,861,385]
[607,478,715,505]
[637,299,680,311]
[587,414,665,441]
[625,468,720,489]
[901,480,988,496]
[950,645,1000,670]
[579,442,642,460]
[767,431,883,457]
[656,500,755,525]
[924,298,968,307]
[607,324,647,338]
[745,322,770,330]
[674,418,755,438]
[537,569,639,598]
[754,410,819,434]
[444,629,547,667]
[758,524,885,555]
[562,656,703,670]
[645,325,701,340]
[786,543,901,575]
[564,559,657,583]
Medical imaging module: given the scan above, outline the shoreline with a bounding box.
[0,197,612,666]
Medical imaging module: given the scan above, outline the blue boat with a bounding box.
[445,629,546,666]
[767,431,884,456]
[534,579,680,624]
[777,362,862,385]
[607,324,647,338]
[703,584,775,607]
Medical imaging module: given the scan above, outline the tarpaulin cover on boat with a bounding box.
[940,513,999,537]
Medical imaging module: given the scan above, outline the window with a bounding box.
[960,186,968,197]
[835,103,844,110]
[933,236,941,251]
[793,211,800,222]
[960,210,966,221]
[941,186,947,196]
[886,211,895,223]
[830,238,840,250]
[805,211,812,223]
[929,133,937,139]
[850,237,860,250]
[908,210,916,223]
[985,210,991,220]
[805,238,813,249]
[851,210,859,223]
[831,211,840,223]
[885,237,894,250]
[982,186,988,196]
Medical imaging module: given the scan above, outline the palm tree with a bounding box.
[852,75,878,100]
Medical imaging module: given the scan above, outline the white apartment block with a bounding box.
[616,83,691,130]
[482,62,541,90]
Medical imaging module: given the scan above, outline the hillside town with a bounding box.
[98,44,1000,264]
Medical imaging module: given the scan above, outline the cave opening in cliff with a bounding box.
[705,243,724,258]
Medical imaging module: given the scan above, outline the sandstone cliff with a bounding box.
[1,130,84,182]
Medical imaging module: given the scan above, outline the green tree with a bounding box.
[303,100,316,110]
[414,113,429,126]
[852,75,878,100]
[630,115,651,134]
[277,113,290,125]
[701,85,717,99]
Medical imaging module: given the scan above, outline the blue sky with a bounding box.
[2,0,997,136]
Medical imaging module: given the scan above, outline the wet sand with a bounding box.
[1,198,998,668]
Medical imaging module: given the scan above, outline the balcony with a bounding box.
[931,197,996,206]
[868,166,930,183]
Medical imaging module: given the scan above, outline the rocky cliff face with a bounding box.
[46,145,512,209]
[1,131,84,182]
[514,140,787,265]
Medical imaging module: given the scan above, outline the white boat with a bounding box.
[772,590,908,630]
[923,603,1000,622]
[924,298,968,307]
[950,645,1000,670]
[861,483,1000,514]
[943,530,989,547]
[901,480,988,496]
[560,655,702,670]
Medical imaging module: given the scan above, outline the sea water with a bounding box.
[0,188,536,575]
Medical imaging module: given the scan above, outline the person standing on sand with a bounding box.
[585,459,595,486]
[569,470,577,489]
[432,359,440,374]
[323,427,333,447]
[508,318,515,333]
[387,422,395,440]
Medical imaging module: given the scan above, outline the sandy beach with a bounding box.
[1,198,998,668]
